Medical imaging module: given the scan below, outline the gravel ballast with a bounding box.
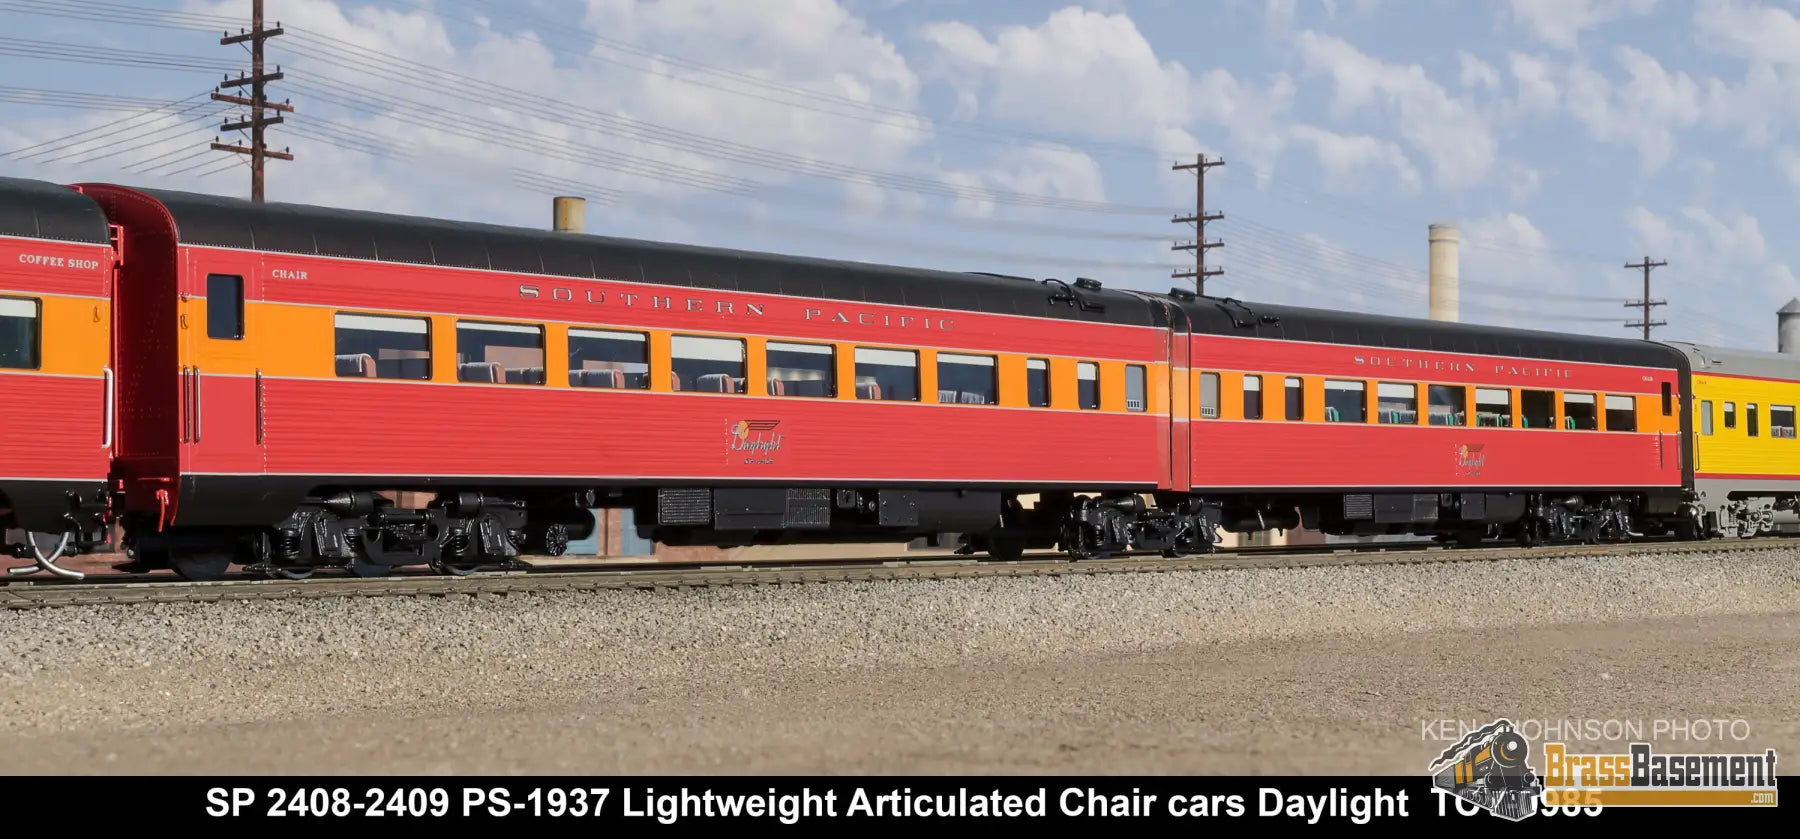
[2,548,1797,773]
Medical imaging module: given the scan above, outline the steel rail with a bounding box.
[2,536,1790,611]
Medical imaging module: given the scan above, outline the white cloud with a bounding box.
[1505,163,1542,203]
[1561,46,1702,173]
[1456,214,1581,325]
[1504,0,1659,51]
[1691,0,1800,67]
[919,8,1201,158]
[1286,125,1421,193]
[1495,35,1792,167]
[1290,30,1497,189]
[1775,147,1800,192]
[1266,0,1383,29]
[1506,53,1560,116]
[948,143,1109,220]
[1266,0,1298,31]
[1460,52,1500,91]
[918,7,1296,187]
[1679,205,1767,263]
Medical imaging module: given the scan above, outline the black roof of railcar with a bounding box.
[1181,295,1691,370]
[120,185,1170,329]
[0,176,111,245]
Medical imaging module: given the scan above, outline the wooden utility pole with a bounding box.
[211,0,293,201]
[1172,154,1224,296]
[1624,256,1668,339]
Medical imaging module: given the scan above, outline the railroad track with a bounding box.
[2,534,1791,611]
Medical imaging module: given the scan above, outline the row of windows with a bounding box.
[1197,371,1659,432]
[1698,399,1800,438]
[328,311,1152,411]
[197,272,1156,409]
[0,295,40,369]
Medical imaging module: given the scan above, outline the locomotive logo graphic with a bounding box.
[1428,719,1543,821]
[1454,443,1486,477]
[728,419,783,465]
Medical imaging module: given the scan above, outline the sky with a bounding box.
[2,0,1797,352]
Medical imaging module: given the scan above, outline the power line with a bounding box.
[1624,257,1668,339]
[0,4,1679,333]
[1171,154,1224,296]
[0,0,1671,277]
[209,0,293,202]
[0,33,240,72]
[275,30,1172,215]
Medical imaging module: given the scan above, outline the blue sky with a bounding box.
[3,0,1795,351]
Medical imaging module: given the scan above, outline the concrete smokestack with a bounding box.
[1428,222,1459,322]
[1780,298,1800,354]
[553,196,585,233]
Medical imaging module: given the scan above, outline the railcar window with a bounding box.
[1026,358,1050,407]
[205,273,243,340]
[0,296,40,370]
[1662,382,1673,416]
[1562,393,1598,430]
[1243,375,1263,419]
[854,347,918,401]
[1475,388,1512,427]
[456,321,545,385]
[938,352,997,405]
[568,328,650,389]
[1323,380,1365,423]
[765,341,835,398]
[1701,400,1714,435]
[1079,362,1101,410]
[673,335,747,393]
[1428,384,1465,425]
[1725,402,1736,429]
[1125,365,1147,412]
[1605,395,1637,432]
[1376,382,1417,424]
[334,313,430,379]
[1748,403,1760,437]
[1285,377,1303,420]
[1198,371,1218,418]
[1520,389,1554,429]
[1773,405,1795,438]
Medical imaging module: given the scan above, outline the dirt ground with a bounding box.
[4,609,1794,775]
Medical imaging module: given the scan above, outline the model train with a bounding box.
[0,175,1789,581]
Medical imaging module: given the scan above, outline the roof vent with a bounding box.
[1169,287,1197,301]
[1073,277,1102,291]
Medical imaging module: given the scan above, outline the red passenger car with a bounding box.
[0,176,1704,582]
[0,177,114,576]
[1176,298,1693,546]
[71,184,1184,580]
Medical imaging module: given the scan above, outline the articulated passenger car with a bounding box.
[0,177,114,572]
[5,173,1770,584]
[1175,297,1696,545]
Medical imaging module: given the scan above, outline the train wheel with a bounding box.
[985,529,1028,561]
[346,556,391,577]
[119,543,170,573]
[169,549,232,582]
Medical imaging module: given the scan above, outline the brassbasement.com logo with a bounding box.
[1427,717,1779,819]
